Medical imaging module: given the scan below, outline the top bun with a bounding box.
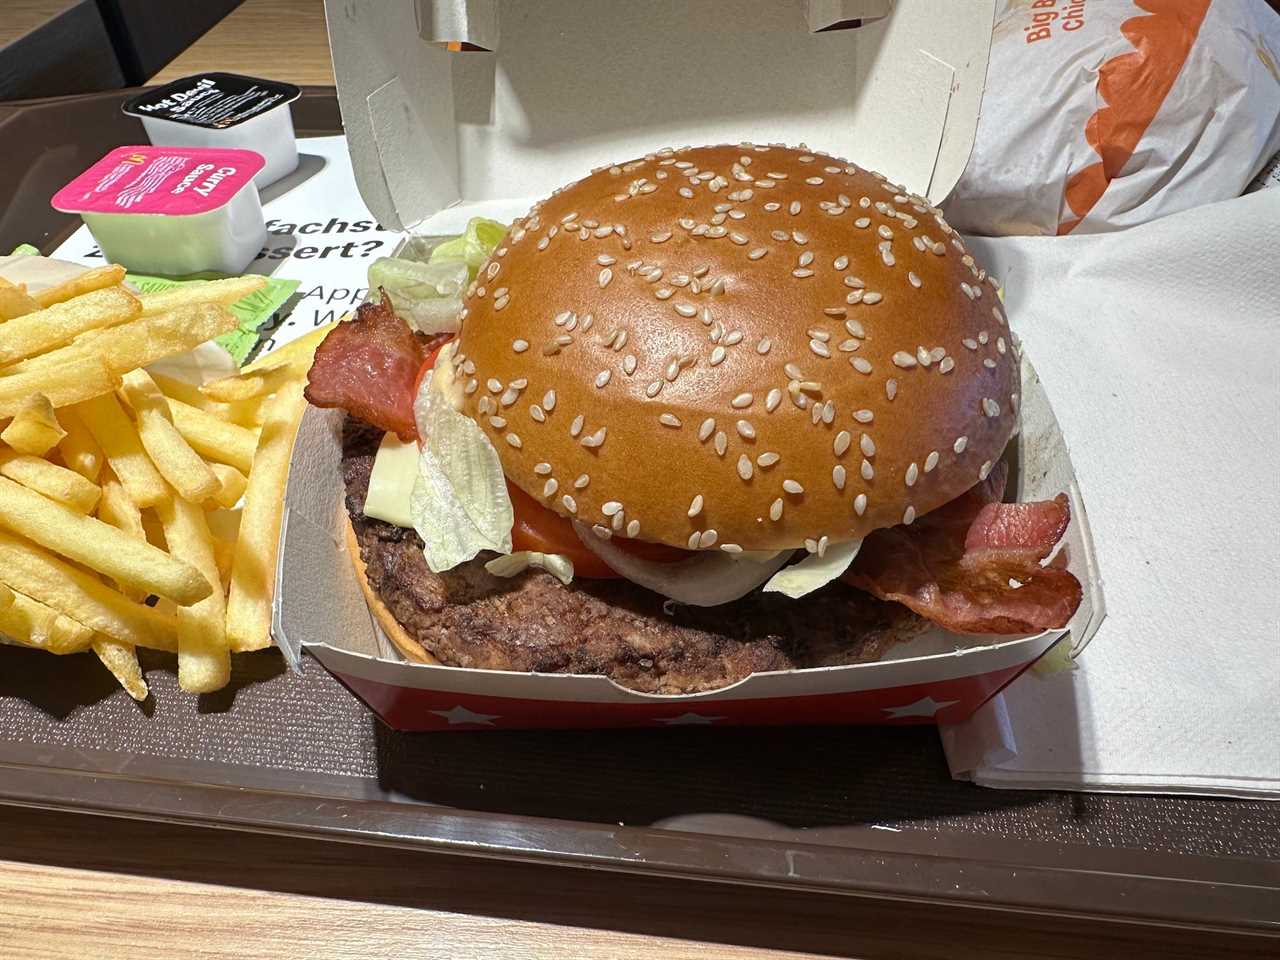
[450,144,1018,553]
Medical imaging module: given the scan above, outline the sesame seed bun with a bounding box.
[450,144,1018,553]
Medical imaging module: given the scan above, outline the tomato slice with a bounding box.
[507,482,689,578]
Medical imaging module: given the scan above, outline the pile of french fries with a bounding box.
[0,264,325,699]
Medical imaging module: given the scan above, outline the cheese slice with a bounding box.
[361,432,419,528]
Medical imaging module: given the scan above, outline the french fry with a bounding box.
[242,321,337,373]
[55,407,104,481]
[0,286,140,365]
[0,476,211,605]
[166,398,258,473]
[226,379,305,651]
[92,635,148,701]
[31,264,126,309]
[11,303,236,378]
[0,582,11,611]
[0,530,177,649]
[0,356,116,416]
[0,393,64,455]
[137,276,266,316]
[157,492,229,693]
[206,508,241,588]
[119,370,219,503]
[0,285,41,322]
[0,590,94,654]
[150,372,261,425]
[201,364,298,403]
[71,392,168,508]
[0,450,101,514]
[96,474,149,602]
[209,462,248,509]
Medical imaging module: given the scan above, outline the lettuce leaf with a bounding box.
[762,539,862,599]
[485,551,574,585]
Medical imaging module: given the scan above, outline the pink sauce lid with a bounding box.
[51,145,265,216]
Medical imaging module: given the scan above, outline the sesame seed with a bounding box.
[623,355,637,376]
[574,474,590,489]
[908,271,922,288]
[530,405,546,423]
[674,302,697,318]
[581,428,607,448]
[721,543,744,554]
[983,398,1001,418]
[736,420,756,440]
[699,529,718,548]
[679,187,694,199]
[905,462,919,486]
[784,362,804,380]
[792,230,809,244]
[487,378,502,393]
[506,433,523,448]
[809,339,831,358]
[983,358,997,369]
[757,452,779,467]
[783,479,804,494]
[464,379,478,395]
[939,356,955,374]
[627,520,640,538]
[917,346,932,367]
[845,318,865,338]
[861,459,874,481]
[765,388,782,412]
[602,501,623,517]
[924,451,940,473]
[954,436,968,454]
[851,357,872,374]
[645,380,662,398]
[537,237,550,251]
[769,498,784,521]
[543,389,557,411]
[729,232,749,246]
[854,493,868,516]
[833,465,847,490]
[534,462,552,475]
[543,478,558,497]
[805,177,824,185]
[597,254,616,266]
[834,430,852,456]
[724,330,743,346]
[489,415,507,429]
[714,431,727,456]
[513,339,529,353]
[562,494,577,513]
[731,392,753,409]
[792,269,815,279]
[878,225,894,240]
[860,434,876,457]
[687,532,701,550]
[688,495,704,517]
[963,338,978,350]
[862,292,883,304]
[798,251,815,267]
[992,305,1006,325]
[997,336,1007,354]
[891,351,916,369]
[650,231,672,243]
[822,401,835,424]
[708,346,726,366]
[903,506,916,525]
[979,460,993,481]
[660,412,682,428]
[756,337,772,355]
[855,217,871,229]
[737,454,753,480]
[699,418,715,441]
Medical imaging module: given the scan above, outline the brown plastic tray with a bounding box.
[1,89,1277,937]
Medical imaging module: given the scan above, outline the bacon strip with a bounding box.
[843,463,1082,634]
[305,293,440,441]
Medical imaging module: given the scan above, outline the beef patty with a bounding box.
[343,418,919,694]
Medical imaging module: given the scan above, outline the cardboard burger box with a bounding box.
[274,0,1105,731]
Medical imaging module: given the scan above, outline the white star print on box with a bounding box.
[883,697,959,719]
[656,712,727,726]
[430,705,500,726]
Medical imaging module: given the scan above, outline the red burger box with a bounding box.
[273,0,1105,731]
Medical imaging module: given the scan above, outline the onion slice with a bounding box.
[573,523,791,606]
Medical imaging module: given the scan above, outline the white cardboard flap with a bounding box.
[416,0,499,51]
[326,0,994,231]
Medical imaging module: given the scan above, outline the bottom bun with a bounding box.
[343,515,440,666]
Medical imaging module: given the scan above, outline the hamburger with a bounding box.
[306,144,1082,694]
